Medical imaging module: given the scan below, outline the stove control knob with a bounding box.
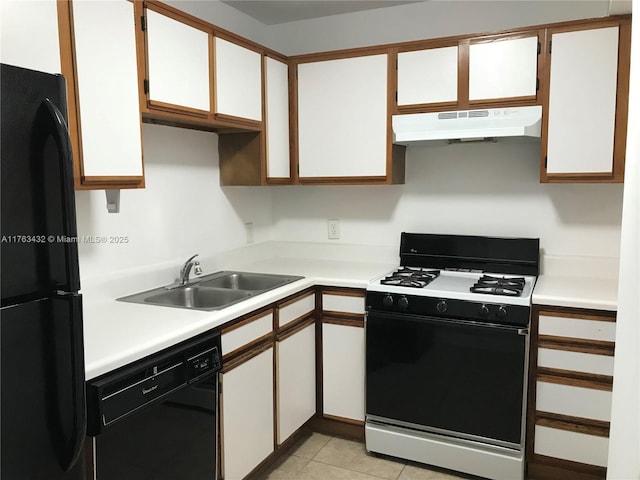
[497,305,508,318]
[479,304,490,317]
[436,300,448,313]
[382,294,394,307]
[398,296,409,310]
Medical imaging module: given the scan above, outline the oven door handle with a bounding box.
[367,310,527,333]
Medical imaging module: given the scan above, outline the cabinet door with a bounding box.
[397,45,458,106]
[70,0,144,184]
[265,56,291,180]
[145,8,210,113]
[277,323,316,444]
[322,323,365,421]
[545,26,619,176]
[468,35,539,101]
[214,37,262,122]
[221,347,274,480]
[297,54,388,179]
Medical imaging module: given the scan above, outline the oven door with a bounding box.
[366,310,528,448]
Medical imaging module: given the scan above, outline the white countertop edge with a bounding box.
[532,294,618,312]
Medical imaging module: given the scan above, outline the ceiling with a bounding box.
[221,0,423,25]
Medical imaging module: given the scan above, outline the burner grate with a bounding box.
[380,267,440,288]
[470,275,525,296]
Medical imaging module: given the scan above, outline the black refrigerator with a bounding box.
[1,64,86,479]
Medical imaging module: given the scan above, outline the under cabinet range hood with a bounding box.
[392,105,542,144]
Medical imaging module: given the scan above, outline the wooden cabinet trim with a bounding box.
[322,314,365,328]
[529,454,607,480]
[221,308,274,334]
[536,412,610,438]
[147,99,211,118]
[276,315,315,342]
[538,335,615,356]
[538,368,613,391]
[221,338,273,373]
[534,305,617,321]
[277,288,316,309]
[320,287,366,298]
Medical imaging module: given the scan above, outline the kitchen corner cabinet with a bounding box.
[541,20,631,183]
[320,289,366,422]
[295,54,405,184]
[143,5,211,116]
[218,54,292,186]
[213,36,262,125]
[527,306,616,480]
[57,0,144,190]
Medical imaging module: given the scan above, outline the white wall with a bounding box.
[266,0,610,55]
[75,124,274,283]
[607,0,639,476]
[0,0,60,73]
[273,141,624,258]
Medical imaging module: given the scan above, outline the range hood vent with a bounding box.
[393,105,542,144]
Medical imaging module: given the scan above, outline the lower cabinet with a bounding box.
[276,320,316,444]
[320,288,366,423]
[527,306,616,480]
[220,344,274,480]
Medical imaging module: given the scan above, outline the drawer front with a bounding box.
[538,314,616,342]
[534,425,609,467]
[538,347,614,376]
[536,381,612,422]
[278,293,315,329]
[222,312,273,356]
[322,293,365,315]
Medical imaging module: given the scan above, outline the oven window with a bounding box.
[366,312,527,446]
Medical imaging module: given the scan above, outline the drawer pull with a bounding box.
[142,385,158,395]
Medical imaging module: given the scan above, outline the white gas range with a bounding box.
[365,233,540,480]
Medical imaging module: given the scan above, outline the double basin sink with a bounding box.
[117,271,304,311]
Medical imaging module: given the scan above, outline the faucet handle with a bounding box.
[194,261,203,276]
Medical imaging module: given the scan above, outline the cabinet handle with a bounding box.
[142,385,158,395]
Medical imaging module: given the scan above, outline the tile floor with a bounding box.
[256,432,475,480]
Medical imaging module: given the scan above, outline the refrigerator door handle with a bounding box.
[60,294,86,472]
[41,98,80,291]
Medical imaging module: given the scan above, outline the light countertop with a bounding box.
[81,244,620,380]
[532,255,619,311]
[82,252,395,380]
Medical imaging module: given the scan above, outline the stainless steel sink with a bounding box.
[198,271,303,292]
[144,286,252,310]
[117,271,304,311]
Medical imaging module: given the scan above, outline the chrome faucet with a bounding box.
[180,254,202,285]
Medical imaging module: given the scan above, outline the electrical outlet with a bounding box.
[245,222,254,244]
[327,219,340,240]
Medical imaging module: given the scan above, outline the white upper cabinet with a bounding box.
[265,56,291,179]
[397,46,458,106]
[468,35,539,101]
[71,0,143,180]
[297,54,388,179]
[145,9,210,112]
[214,37,262,122]
[545,26,619,175]
[0,0,60,74]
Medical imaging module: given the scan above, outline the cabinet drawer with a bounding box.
[534,425,609,468]
[221,312,273,356]
[538,314,616,342]
[536,381,612,422]
[538,347,614,376]
[278,293,315,329]
[322,293,365,315]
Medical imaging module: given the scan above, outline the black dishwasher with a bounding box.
[86,330,221,480]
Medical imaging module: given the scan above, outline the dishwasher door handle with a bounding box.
[142,385,158,395]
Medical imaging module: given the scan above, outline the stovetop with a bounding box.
[368,266,536,307]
